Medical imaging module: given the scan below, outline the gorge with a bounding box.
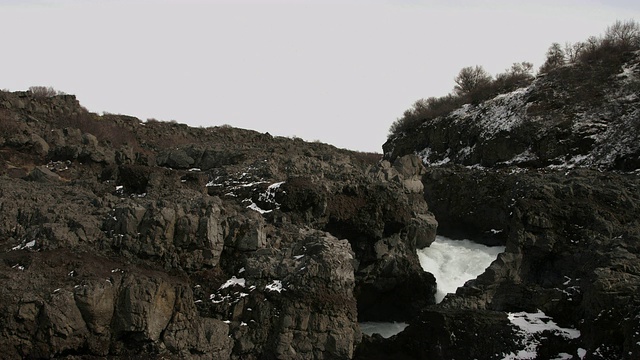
[1,39,640,360]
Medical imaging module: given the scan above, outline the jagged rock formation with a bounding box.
[2,48,639,360]
[369,50,640,359]
[0,90,437,359]
[384,50,640,170]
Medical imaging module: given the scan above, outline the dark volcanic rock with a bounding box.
[0,90,436,359]
[384,51,640,171]
[356,309,519,360]
[4,47,638,359]
[375,49,640,359]
[0,249,233,359]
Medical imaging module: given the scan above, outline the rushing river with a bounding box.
[360,235,505,337]
[417,235,505,303]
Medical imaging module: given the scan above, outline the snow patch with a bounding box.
[219,276,246,290]
[246,202,272,214]
[418,148,451,166]
[551,353,573,360]
[12,240,36,251]
[501,148,537,166]
[502,310,580,360]
[265,280,284,293]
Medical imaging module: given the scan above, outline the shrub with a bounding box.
[539,43,565,73]
[388,20,639,139]
[558,20,639,67]
[604,19,640,48]
[454,65,493,96]
[389,95,461,136]
[494,62,535,93]
[28,86,63,98]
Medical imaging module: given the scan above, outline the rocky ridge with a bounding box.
[384,50,640,171]
[2,47,639,360]
[0,90,437,359]
[368,49,640,358]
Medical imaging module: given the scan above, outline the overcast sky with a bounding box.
[2,0,639,152]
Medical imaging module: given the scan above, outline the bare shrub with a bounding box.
[28,86,63,99]
[494,62,535,93]
[539,43,566,73]
[454,65,493,96]
[604,19,640,48]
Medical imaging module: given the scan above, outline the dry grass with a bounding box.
[59,112,140,150]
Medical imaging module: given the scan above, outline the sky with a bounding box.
[1,1,640,153]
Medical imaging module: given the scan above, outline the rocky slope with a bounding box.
[0,90,437,359]
[384,50,640,170]
[2,48,639,360]
[369,50,640,359]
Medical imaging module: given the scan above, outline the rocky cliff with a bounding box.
[0,90,437,358]
[2,48,639,360]
[365,50,640,359]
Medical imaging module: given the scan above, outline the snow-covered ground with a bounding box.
[417,236,505,303]
[502,310,581,360]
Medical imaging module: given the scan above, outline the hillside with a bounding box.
[384,50,640,170]
[362,48,640,359]
[1,34,640,360]
[0,90,437,359]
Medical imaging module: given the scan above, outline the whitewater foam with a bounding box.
[417,236,505,303]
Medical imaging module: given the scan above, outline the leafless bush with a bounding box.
[454,66,493,96]
[28,86,63,99]
[604,19,640,48]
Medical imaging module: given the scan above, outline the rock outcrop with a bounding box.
[383,50,640,171]
[373,49,640,359]
[0,89,437,359]
[2,46,639,360]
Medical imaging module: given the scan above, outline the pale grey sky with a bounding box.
[1,0,639,152]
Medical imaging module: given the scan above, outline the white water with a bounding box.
[417,235,505,303]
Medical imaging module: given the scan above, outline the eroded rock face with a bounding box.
[0,90,436,358]
[0,250,232,359]
[370,50,640,359]
[356,165,640,358]
[216,230,361,359]
[383,51,640,171]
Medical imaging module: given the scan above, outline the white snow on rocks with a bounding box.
[219,276,246,290]
[11,239,37,251]
[246,181,285,214]
[502,310,580,360]
[412,51,640,170]
[265,280,284,293]
[446,87,530,141]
